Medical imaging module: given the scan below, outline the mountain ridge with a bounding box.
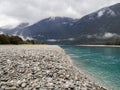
[0,3,120,44]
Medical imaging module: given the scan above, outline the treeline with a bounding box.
[0,34,36,44]
[105,39,120,45]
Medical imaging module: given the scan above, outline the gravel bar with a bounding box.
[0,45,107,90]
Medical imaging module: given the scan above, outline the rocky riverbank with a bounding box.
[0,45,106,90]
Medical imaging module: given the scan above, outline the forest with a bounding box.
[0,34,35,44]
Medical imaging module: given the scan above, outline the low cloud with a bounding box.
[86,32,120,39]
[0,0,120,27]
[47,38,75,42]
[47,39,57,42]
[102,32,119,39]
[17,35,34,41]
[0,31,4,34]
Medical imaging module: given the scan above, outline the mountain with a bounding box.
[69,3,120,44]
[73,3,120,35]
[0,23,29,35]
[5,17,79,44]
[23,17,78,42]
[0,3,120,44]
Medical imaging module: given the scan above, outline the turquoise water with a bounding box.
[61,46,120,90]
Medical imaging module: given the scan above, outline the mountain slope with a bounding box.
[1,3,120,44]
[70,3,120,43]
[18,17,79,44]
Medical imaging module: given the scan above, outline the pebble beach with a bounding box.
[0,45,106,90]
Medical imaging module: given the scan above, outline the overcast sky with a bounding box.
[0,0,120,27]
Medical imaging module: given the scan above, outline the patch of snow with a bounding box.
[106,9,116,16]
[97,8,116,18]
[47,39,57,42]
[49,17,56,21]
[97,10,106,17]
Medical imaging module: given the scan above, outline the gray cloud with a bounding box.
[0,0,120,27]
[87,32,120,39]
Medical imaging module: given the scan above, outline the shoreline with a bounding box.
[77,45,120,48]
[0,45,107,90]
[64,50,109,90]
[61,45,115,90]
[60,46,107,89]
[67,55,110,90]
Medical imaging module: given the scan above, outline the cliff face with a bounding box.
[0,45,106,90]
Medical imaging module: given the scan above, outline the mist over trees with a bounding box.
[0,34,35,44]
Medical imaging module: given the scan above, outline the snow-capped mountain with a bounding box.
[18,17,78,43]
[1,3,120,44]
[72,3,120,38]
